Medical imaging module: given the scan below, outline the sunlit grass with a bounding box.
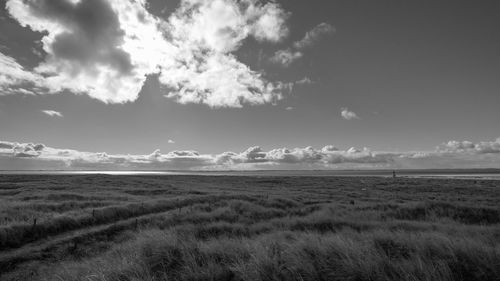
[0,174,498,281]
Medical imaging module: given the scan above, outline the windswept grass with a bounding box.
[28,228,500,281]
[0,174,498,281]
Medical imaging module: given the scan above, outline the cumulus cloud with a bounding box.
[2,137,500,170]
[271,22,334,67]
[159,0,291,107]
[3,0,291,107]
[0,140,214,170]
[214,146,392,168]
[42,110,63,117]
[437,138,500,154]
[5,0,160,103]
[341,107,359,120]
[0,141,46,158]
[0,140,391,170]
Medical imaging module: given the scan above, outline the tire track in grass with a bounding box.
[0,194,262,252]
[0,194,306,275]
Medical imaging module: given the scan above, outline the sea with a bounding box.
[1,169,500,180]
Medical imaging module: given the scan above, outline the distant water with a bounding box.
[1,169,500,180]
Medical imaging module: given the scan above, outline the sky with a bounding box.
[0,0,499,170]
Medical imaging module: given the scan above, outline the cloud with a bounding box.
[0,141,46,158]
[293,23,335,50]
[341,107,359,120]
[271,22,334,67]
[285,106,294,111]
[215,146,392,168]
[159,0,290,107]
[42,110,63,117]
[295,77,313,85]
[437,138,500,154]
[2,137,500,170]
[3,0,291,108]
[168,139,175,144]
[5,0,156,103]
[0,52,45,95]
[0,141,17,150]
[270,49,303,67]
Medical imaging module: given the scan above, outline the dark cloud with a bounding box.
[14,151,39,158]
[25,0,132,74]
[0,141,16,149]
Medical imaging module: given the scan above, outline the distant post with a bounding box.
[393,170,396,178]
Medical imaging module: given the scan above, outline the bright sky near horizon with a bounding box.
[0,0,499,170]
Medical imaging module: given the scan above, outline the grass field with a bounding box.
[0,174,499,281]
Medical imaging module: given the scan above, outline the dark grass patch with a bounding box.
[385,202,500,224]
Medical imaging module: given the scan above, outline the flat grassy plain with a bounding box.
[0,174,499,281]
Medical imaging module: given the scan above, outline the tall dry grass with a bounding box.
[0,174,498,281]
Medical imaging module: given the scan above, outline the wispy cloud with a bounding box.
[41,110,63,118]
[0,52,43,96]
[295,77,314,85]
[293,23,335,50]
[270,49,303,67]
[271,22,334,67]
[341,107,359,120]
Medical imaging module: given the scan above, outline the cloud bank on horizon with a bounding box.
[1,137,500,170]
[0,0,331,108]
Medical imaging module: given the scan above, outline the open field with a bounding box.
[0,174,499,281]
